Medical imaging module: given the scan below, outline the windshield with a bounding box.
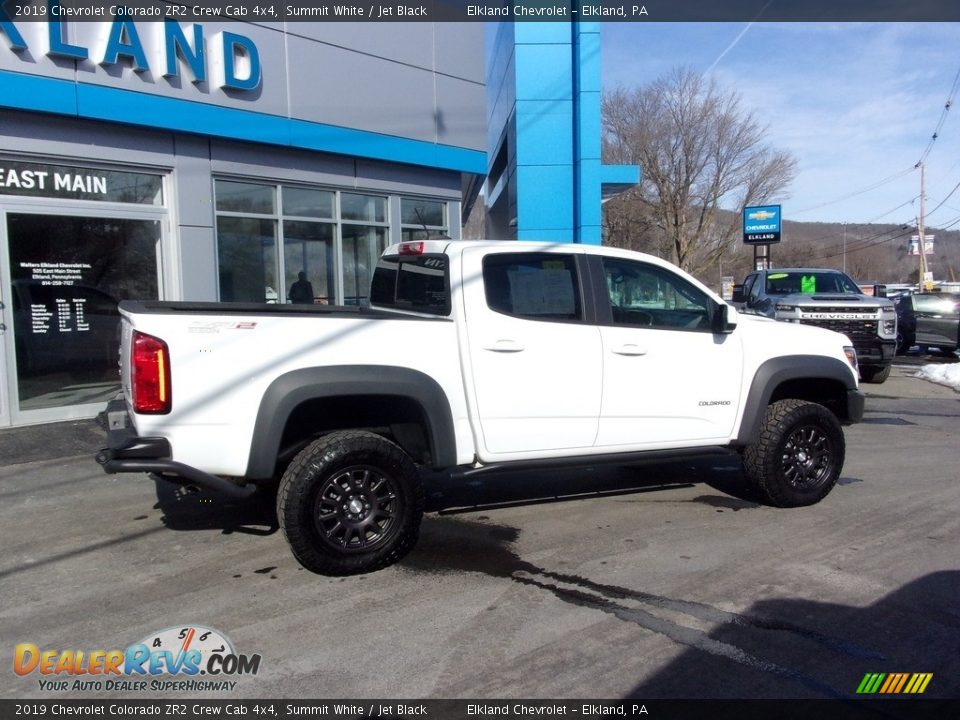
[764,271,861,295]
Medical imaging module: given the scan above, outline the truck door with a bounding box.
[462,248,602,457]
[592,256,743,447]
[913,294,960,349]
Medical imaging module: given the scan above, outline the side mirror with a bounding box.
[731,284,746,304]
[713,304,738,334]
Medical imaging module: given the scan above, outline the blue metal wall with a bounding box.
[485,22,639,243]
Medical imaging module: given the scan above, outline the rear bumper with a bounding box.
[95,399,256,499]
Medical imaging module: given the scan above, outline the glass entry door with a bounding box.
[2,211,161,424]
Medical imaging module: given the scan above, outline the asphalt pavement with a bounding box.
[1,364,958,702]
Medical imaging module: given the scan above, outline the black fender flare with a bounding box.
[735,355,857,445]
[245,366,457,478]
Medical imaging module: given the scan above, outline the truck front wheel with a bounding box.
[277,430,424,575]
[860,365,891,383]
[742,399,844,507]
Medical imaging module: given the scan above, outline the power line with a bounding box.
[915,61,960,167]
[784,197,920,250]
[807,223,915,263]
[791,167,915,215]
[924,176,960,220]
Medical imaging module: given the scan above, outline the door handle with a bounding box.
[483,339,525,353]
[612,344,647,356]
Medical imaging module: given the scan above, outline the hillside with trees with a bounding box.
[602,202,960,289]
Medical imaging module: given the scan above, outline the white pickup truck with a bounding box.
[97,241,864,575]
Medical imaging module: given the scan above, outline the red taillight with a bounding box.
[399,241,425,255]
[131,331,171,414]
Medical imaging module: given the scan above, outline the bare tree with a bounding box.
[603,68,797,277]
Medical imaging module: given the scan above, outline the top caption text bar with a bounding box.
[3,1,960,22]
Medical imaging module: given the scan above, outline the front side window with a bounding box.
[603,258,712,331]
[483,253,581,322]
[913,294,960,315]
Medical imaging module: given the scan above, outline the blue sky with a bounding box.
[602,23,960,229]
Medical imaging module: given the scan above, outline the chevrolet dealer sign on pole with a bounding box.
[743,205,782,244]
[743,204,782,270]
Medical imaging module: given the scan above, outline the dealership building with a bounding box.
[0,16,635,428]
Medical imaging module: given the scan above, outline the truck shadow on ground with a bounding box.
[406,516,960,700]
[150,451,858,535]
[629,570,960,700]
[152,478,279,536]
[149,454,744,535]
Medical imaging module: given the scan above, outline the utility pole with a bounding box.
[842,222,847,274]
[918,162,928,290]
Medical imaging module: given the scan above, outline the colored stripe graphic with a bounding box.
[857,673,885,694]
[857,672,932,694]
[904,673,933,694]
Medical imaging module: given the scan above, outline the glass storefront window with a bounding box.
[214,181,448,306]
[283,187,334,219]
[215,180,275,215]
[0,160,162,205]
[401,197,448,242]
[341,193,386,223]
[342,225,388,306]
[216,216,278,302]
[401,198,445,227]
[401,228,450,243]
[6,213,160,412]
[283,220,335,304]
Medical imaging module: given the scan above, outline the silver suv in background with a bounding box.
[733,268,897,383]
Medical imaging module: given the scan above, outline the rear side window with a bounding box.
[482,253,582,321]
[370,254,450,316]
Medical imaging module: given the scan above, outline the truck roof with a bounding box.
[756,268,849,275]
[380,239,726,305]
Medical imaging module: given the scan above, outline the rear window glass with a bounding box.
[370,254,450,316]
[482,253,582,321]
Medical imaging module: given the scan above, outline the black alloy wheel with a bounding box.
[742,399,845,507]
[780,423,835,493]
[313,465,399,552]
[277,430,424,575]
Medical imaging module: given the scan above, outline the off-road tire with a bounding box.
[895,331,913,355]
[742,399,844,508]
[277,430,424,575]
[860,364,891,384]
